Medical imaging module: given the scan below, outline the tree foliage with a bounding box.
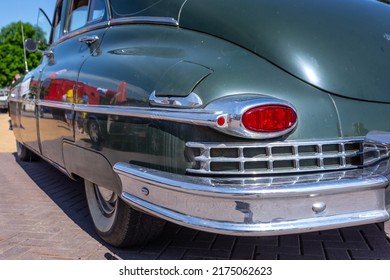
[0,22,44,88]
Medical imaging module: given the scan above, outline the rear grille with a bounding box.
[186,138,388,176]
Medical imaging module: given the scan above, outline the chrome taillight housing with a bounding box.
[205,94,298,139]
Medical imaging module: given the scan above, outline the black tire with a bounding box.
[16,141,40,162]
[84,179,166,247]
[385,222,390,241]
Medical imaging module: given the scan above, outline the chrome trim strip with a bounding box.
[110,16,179,27]
[10,98,227,128]
[55,22,109,46]
[39,100,74,111]
[114,162,386,197]
[11,94,301,139]
[72,103,228,128]
[149,91,203,108]
[114,162,389,236]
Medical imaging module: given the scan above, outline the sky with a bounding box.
[0,0,56,29]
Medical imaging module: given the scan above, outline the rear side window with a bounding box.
[52,0,64,42]
[68,0,89,32]
[90,0,107,22]
[51,0,108,42]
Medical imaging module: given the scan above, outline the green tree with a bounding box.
[0,22,44,88]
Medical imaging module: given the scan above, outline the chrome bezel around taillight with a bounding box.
[205,94,298,139]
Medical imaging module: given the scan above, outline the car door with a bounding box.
[37,0,108,167]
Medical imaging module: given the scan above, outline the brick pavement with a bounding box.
[1,113,390,260]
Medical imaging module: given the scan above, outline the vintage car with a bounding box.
[0,89,10,112]
[8,0,390,247]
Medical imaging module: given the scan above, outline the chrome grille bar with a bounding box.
[186,138,388,175]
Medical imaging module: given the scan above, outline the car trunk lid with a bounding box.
[179,0,390,103]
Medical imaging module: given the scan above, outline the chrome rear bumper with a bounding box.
[114,162,390,236]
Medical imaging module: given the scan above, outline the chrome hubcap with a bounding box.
[94,185,117,217]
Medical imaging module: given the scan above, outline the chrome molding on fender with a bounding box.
[10,94,299,139]
[149,91,203,108]
[72,103,229,129]
[110,16,179,27]
[8,98,227,128]
[38,100,74,110]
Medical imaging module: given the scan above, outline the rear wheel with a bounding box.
[16,141,40,161]
[84,179,166,247]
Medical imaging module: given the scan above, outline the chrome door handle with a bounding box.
[79,35,99,45]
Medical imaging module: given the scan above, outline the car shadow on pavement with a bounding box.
[12,153,210,260]
[12,154,100,240]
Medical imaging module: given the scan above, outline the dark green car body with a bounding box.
[8,0,390,247]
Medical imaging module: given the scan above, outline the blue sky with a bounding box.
[0,1,56,29]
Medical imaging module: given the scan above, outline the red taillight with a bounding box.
[242,105,297,133]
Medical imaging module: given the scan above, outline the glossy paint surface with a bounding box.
[180,0,390,102]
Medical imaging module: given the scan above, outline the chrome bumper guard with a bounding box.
[113,131,390,237]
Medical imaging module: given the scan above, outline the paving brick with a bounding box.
[184,248,231,260]
[301,231,344,242]
[170,239,212,250]
[254,253,278,260]
[349,249,390,260]
[0,240,20,255]
[236,236,279,246]
[27,246,81,260]
[157,247,187,260]
[140,239,171,255]
[357,224,384,236]
[0,245,32,259]
[324,248,351,260]
[279,254,325,260]
[194,231,217,242]
[172,227,198,242]
[339,228,365,242]
[279,234,300,247]
[255,243,301,256]
[211,235,236,251]
[301,240,325,256]
[323,240,370,250]
[230,243,256,259]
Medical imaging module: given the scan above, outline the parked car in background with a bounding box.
[0,89,9,113]
[8,0,390,247]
